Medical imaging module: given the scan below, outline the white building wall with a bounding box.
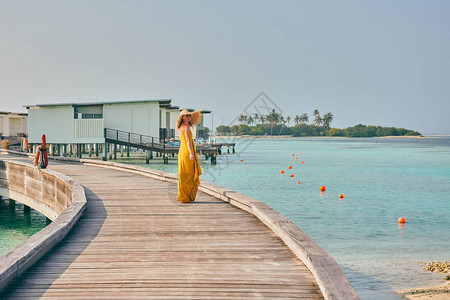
[1,117,7,136]
[160,108,167,130]
[103,102,160,138]
[28,106,74,144]
[170,111,179,130]
[74,119,104,141]
[0,115,27,137]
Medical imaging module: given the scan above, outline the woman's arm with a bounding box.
[184,128,195,161]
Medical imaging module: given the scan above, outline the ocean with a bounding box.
[1,136,449,299]
[0,198,48,256]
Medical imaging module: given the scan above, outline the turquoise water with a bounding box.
[0,198,48,256]
[120,137,450,299]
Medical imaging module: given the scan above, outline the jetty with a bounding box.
[0,151,358,299]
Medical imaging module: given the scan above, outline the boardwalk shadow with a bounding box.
[1,187,107,299]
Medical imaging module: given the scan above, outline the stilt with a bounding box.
[146,150,150,164]
[9,199,15,213]
[102,143,108,161]
[113,143,117,160]
[108,144,112,160]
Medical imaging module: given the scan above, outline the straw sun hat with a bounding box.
[176,110,202,129]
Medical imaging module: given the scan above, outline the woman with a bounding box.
[176,110,202,203]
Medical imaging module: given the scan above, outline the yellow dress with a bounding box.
[177,128,202,203]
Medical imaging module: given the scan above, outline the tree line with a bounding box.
[215,109,421,137]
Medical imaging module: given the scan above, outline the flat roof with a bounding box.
[0,111,28,116]
[24,99,172,109]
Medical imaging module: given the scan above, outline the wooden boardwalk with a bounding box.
[1,157,323,299]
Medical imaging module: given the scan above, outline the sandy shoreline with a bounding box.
[397,263,449,299]
[397,281,450,299]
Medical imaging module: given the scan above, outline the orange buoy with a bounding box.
[296,181,300,184]
[301,161,304,164]
[339,194,344,199]
[288,165,292,169]
[280,170,285,174]
[320,186,326,192]
[238,160,243,162]
[34,146,41,166]
[290,174,294,178]
[398,217,406,223]
[295,157,298,160]
[292,154,295,156]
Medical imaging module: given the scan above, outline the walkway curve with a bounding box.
[0,151,358,299]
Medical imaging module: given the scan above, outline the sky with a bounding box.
[1,0,449,135]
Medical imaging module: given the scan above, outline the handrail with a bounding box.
[104,128,214,152]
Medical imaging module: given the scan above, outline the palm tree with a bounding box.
[246,116,254,126]
[322,112,334,130]
[294,115,301,125]
[313,109,322,126]
[300,113,309,124]
[286,116,291,127]
[253,113,259,124]
[279,116,286,135]
[259,115,266,124]
[266,109,280,135]
[238,114,248,125]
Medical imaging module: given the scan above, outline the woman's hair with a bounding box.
[177,116,191,129]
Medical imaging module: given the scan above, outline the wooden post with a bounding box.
[108,144,112,160]
[211,153,217,165]
[146,150,150,164]
[9,199,15,213]
[102,143,107,161]
[127,132,130,157]
[114,143,117,160]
